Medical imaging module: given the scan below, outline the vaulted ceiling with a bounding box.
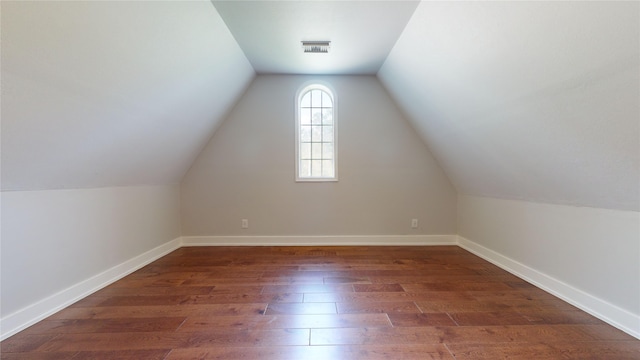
[2,0,638,211]
[212,0,420,74]
[2,0,255,190]
[379,1,639,211]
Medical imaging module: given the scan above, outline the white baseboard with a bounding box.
[457,236,640,340]
[181,234,458,247]
[0,238,182,341]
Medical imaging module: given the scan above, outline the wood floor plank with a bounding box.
[209,285,264,294]
[474,298,580,312]
[310,326,445,345]
[264,302,337,315]
[571,324,639,341]
[311,325,625,346]
[166,346,303,360]
[440,324,629,344]
[166,344,455,360]
[323,276,371,284]
[94,295,191,307]
[178,277,264,286]
[18,317,186,335]
[304,290,477,303]
[388,313,458,327]
[262,284,353,294]
[447,342,561,360]
[93,285,215,297]
[3,246,638,359]
[546,341,640,359]
[448,311,532,326]
[415,299,512,313]
[354,283,410,292]
[0,351,79,360]
[516,309,605,325]
[368,273,499,283]
[69,350,171,360]
[181,328,310,347]
[36,332,188,351]
[1,335,58,353]
[92,293,302,307]
[402,282,517,292]
[469,288,566,301]
[48,304,268,320]
[178,314,392,331]
[24,329,309,352]
[448,341,640,360]
[337,301,422,314]
[182,293,304,304]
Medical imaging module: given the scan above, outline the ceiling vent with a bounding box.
[302,41,331,53]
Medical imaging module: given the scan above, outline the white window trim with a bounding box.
[295,81,338,182]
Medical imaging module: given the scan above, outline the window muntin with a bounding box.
[296,84,337,181]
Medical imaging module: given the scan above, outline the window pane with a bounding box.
[311,160,322,177]
[322,126,333,142]
[301,92,311,108]
[300,160,311,177]
[322,109,333,125]
[300,125,311,142]
[322,91,332,107]
[322,160,334,177]
[322,143,333,159]
[300,143,311,159]
[311,126,322,142]
[311,108,322,125]
[311,90,322,107]
[311,143,322,159]
[301,108,311,125]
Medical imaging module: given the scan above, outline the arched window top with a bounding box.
[295,83,337,181]
[299,85,333,109]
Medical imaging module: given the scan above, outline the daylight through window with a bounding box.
[296,84,337,181]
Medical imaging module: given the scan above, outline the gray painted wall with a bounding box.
[181,75,457,236]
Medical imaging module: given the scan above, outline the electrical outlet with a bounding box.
[411,219,418,228]
[241,219,249,229]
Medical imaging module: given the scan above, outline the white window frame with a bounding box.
[295,82,338,182]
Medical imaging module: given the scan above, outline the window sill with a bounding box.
[295,177,339,182]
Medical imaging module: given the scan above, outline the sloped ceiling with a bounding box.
[212,0,420,74]
[3,0,638,213]
[1,0,254,190]
[379,1,639,211]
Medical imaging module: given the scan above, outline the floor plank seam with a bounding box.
[384,313,393,328]
[446,312,460,326]
[174,317,188,332]
[443,342,457,359]
[162,348,174,360]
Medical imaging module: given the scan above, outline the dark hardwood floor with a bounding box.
[2,246,639,359]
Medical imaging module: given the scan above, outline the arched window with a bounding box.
[295,83,337,181]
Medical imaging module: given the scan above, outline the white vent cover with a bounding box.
[302,41,331,53]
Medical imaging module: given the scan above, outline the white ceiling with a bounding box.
[211,0,420,74]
